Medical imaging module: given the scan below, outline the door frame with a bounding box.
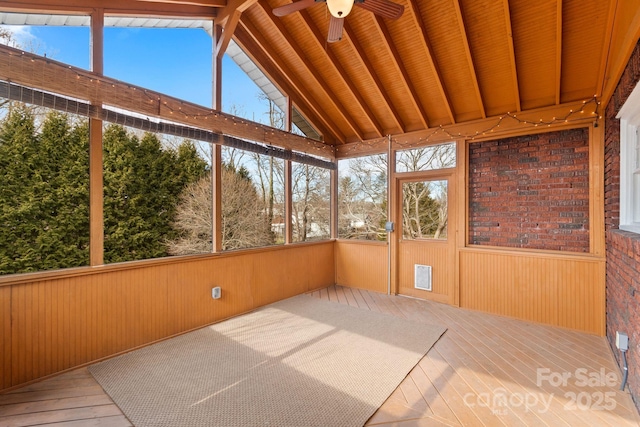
[390,170,456,304]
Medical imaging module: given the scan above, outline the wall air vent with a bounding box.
[414,265,432,291]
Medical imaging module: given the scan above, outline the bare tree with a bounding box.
[168,165,274,254]
[396,143,456,172]
[338,154,387,240]
[292,163,330,241]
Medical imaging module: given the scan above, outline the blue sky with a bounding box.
[4,24,272,123]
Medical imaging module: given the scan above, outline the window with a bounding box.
[617,82,640,233]
[0,103,90,275]
[102,123,211,263]
[338,154,387,241]
[220,146,285,250]
[0,13,90,69]
[396,142,456,173]
[292,162,330,242]
[104,23,212,107]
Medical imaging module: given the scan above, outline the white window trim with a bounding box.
[617,82,640,234]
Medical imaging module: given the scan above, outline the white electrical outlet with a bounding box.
[212,286,221,300]
[616,331,629,351]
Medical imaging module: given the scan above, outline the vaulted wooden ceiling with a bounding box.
[235,0,616,144]
[3,0,640,147]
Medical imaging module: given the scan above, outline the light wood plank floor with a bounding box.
[1,285,638,426]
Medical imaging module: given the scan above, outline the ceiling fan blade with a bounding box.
[327,16,344,43]
[273,0,321,17]
[356,0,404,20]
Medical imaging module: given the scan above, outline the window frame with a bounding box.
[617,82,640,234]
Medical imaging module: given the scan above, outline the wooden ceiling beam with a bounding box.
[555,0,562,105]
[336,99,598,158]
[502,0,521,112]
[453,0,485,119]
[0,0,221,16]
[342,21,404,133]
[258,0,365,141]
[370,14,430,129]
[214,12,240,58]
[215,0,257,26]
[237,19,346,142]
[213,0,258,58]
[406,0,455,124]
[298,10,384,138]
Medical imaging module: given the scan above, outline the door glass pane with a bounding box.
[402,180,448,240]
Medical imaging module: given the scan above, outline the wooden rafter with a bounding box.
[369,14,430,129]
[258,0,365,141]
[453,0,485,118]
[502,0,521,112]
[298,9,384,138]
[596,0,618,101]
[406,0,455,124]
[555,0,562,105]
[342,21,404,133]
[236,20,345,142]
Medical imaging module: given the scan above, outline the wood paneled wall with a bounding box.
[334,240,387,293]
[459,248,605,335]
[0,242,334,392]
[332,240,606,335]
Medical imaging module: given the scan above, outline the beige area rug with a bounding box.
[89,294,446,427]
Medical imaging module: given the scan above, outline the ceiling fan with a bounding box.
[272,0,404,43]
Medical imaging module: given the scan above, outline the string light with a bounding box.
[341,96,600,155]
[1,46,600,160]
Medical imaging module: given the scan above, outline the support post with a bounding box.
[89,9,104,266]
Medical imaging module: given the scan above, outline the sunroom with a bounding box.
[1,0,640,426]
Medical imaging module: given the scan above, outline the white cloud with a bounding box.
[0,25,38,50]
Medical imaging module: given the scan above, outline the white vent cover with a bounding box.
[414,265,432,291]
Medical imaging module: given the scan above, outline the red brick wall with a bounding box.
[605,39,640,414]
[468,128,590,252]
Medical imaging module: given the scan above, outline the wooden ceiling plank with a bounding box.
[453,0,485,118]
[555,0,562,105]
[237,19,346,142]
[298,10,384,137]
[406,0,455,124]
[342,21,404,133]
[503,0,521,112]
[370,14,430,129]
[258,0,365,141]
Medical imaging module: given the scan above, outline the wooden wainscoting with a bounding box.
[459,247,606,335]
[335,240,388,293]
[0,242,335,392]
